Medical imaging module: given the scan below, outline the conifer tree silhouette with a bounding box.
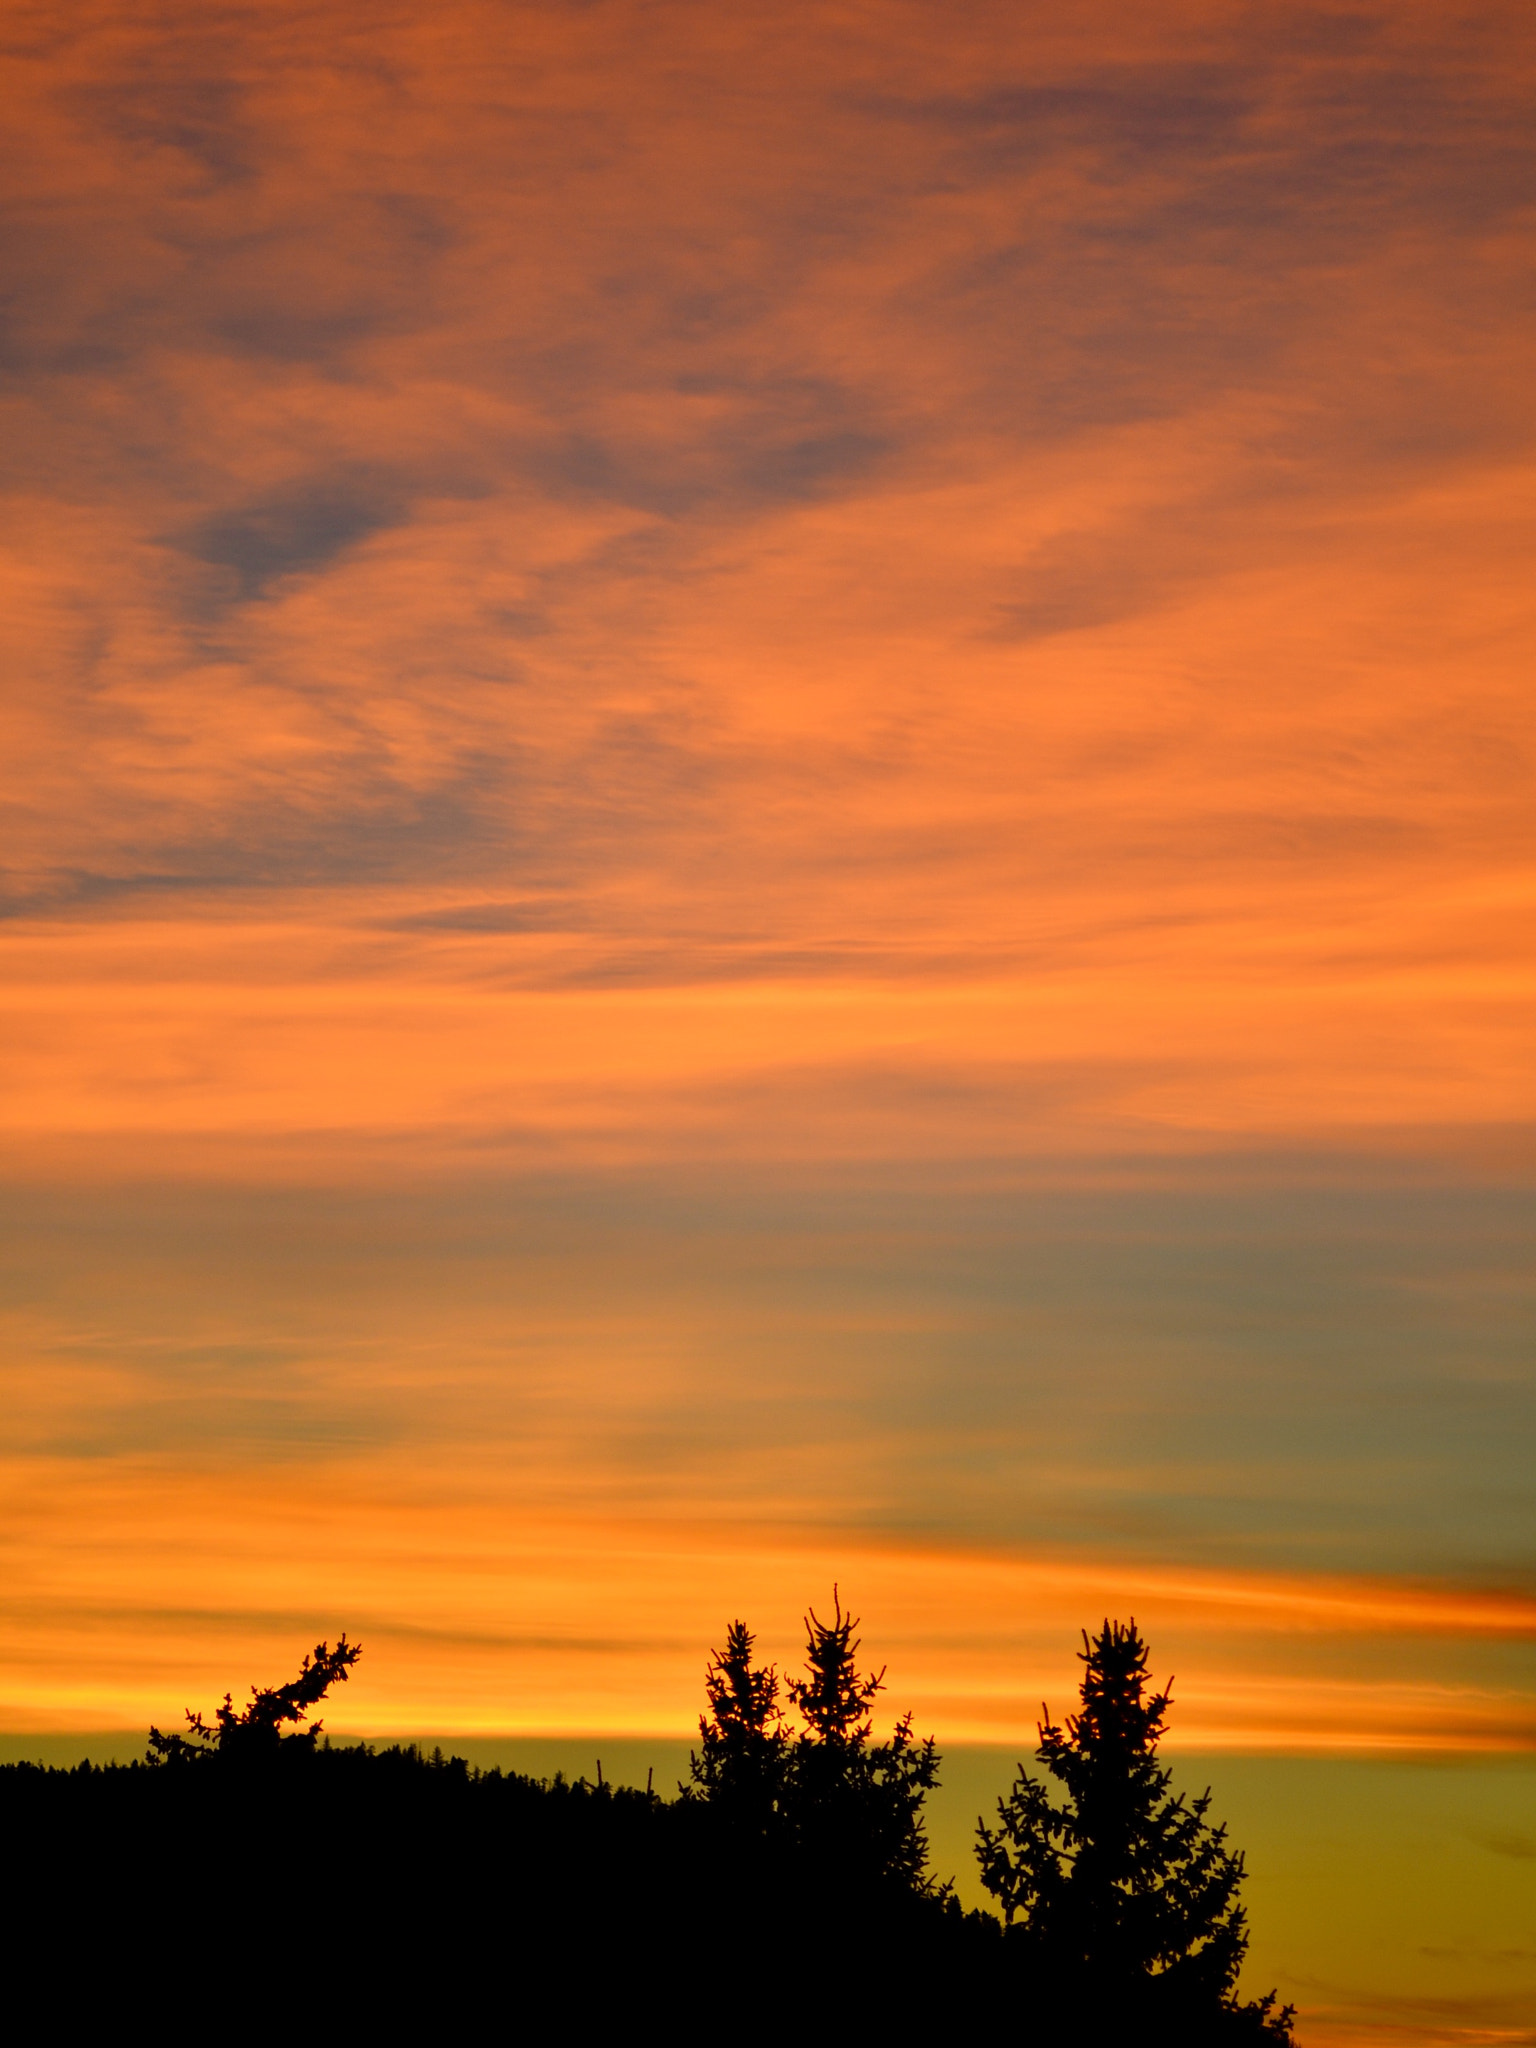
[977,1621,1293,2039]
[689,1618,788,1830]
[147,1638,361,1765]
[785,1589,943,1896]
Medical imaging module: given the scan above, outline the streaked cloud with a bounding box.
[2,1451,1530,1747]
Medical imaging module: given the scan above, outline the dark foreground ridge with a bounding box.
[0,1602,1295,2045]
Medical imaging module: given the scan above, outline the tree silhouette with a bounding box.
[688,1618,788,1830]
[147,1637,361,1765]
[784,1588,944,1897]
[1,1608,1316,2032]
[977,1620,1294,2040]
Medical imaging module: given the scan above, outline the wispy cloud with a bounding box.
[2,0,1531,963]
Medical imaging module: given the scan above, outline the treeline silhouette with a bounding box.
[0,1601,1295,2043]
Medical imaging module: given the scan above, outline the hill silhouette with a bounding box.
[0,1604,1293,2044]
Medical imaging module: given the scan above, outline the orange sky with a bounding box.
[3,2,1533,1180]
[1,3,1534,2029]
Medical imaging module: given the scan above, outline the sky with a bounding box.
[1,0,1533,2032]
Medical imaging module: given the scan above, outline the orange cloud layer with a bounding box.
[5,0,1533,1004]
[2,902,1531,1177]
[2,1457,1530,1749]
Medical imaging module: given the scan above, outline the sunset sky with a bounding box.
[2,1,1533,2035]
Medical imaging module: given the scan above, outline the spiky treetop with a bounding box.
[786,1588,885,1747]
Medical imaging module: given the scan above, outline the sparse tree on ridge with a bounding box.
[147,1637,361,1765]
[977,1620,1294,2040]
